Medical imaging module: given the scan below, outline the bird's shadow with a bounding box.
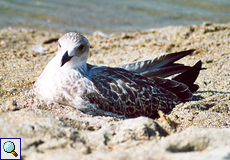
[192,90,230,101]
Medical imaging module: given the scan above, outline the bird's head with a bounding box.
[58,32,90,69]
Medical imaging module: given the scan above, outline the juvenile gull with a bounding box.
[32,32,202,118]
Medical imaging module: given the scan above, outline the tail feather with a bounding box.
[173,60,202,92]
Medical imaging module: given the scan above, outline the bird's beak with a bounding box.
[60,51,73,67]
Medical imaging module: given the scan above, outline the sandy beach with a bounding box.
[0,23,230,159]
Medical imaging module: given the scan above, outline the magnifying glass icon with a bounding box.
[3,141,18,157]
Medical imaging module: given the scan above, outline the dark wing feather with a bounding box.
[86,63,95,70]
[149,77,193,102]
[87,66,181,118]
[119,49,195,76]
[173,60,202,92]
[141,64,191,78]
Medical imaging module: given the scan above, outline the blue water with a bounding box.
[0,0,230,33]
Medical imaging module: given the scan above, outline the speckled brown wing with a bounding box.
[86,66,181,118]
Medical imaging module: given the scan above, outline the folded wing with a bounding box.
[86,67,191,118]
[119,49,202,92]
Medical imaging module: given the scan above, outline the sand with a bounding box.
[0,23,230,160]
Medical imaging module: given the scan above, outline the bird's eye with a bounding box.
[58,43,61,48]
[78,44,84,51]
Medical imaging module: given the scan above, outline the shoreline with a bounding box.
[0,23,230,159]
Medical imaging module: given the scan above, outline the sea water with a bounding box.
[0,0,229,33]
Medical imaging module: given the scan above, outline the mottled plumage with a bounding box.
[32,32,202,118]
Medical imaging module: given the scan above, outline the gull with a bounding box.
[32,32,202,118]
